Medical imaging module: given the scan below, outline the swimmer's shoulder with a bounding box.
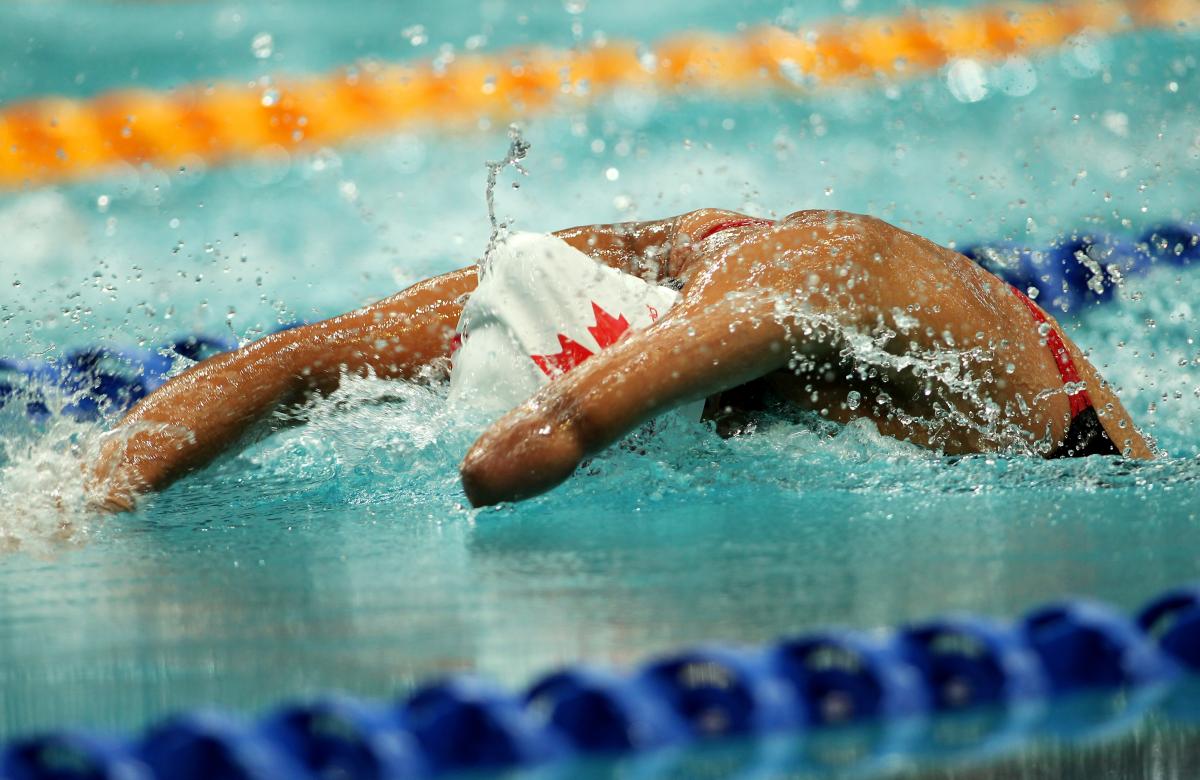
[779,209,898,236]
[677,208,914,260]
[674,208,754,238]
[771,210,904,257]
[680,207,881,235]
[779,210,977,271]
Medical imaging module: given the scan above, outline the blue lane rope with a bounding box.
[2,586,1200,779]
[0,335,238,422]
[960,221,1199,312]
[0,223,1196,423]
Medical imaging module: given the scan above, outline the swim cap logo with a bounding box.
[531,302,630,377]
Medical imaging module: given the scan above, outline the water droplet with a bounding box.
[946,59,989,103]
[403,24,428,46]
[846,390,861,410]
[1101,110,1129,137]
[251,32,274,60]
[260,88,280,107]
[605,167,619,181]
[777,59,809,87]
[96,194,110,212]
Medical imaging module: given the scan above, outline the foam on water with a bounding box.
[0,405,101,554]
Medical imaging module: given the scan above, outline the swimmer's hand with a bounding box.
[86,428,148,514]
[460,403,588,507]
[460,259,800,506]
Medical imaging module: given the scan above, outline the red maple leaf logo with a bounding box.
[530,333,595,376]
[531,302,631,377]
[587,302,630,349]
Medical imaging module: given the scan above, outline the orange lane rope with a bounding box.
[0,0,1195,188]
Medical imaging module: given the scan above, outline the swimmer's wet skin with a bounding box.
[90,209,1153,512]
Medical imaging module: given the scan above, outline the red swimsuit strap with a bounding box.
[1009,285,1093,418]
[691,217,772,244]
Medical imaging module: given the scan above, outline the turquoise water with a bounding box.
[1,0,1200,775]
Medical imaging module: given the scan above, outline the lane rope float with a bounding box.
[2,585,1200,778]
[1,0,1198,188]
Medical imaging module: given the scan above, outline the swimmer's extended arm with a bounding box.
[91,266,478,512]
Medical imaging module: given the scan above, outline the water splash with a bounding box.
[223,370,482,511]
[482,124,531,270]
[0,407,103,555]
[762,291,1053,458]
[0,379,195,552]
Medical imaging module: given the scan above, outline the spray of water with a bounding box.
[0,401,103,555]
[482,124,531,270]
[761,289,1063,457]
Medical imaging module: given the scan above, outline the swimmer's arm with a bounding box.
[90,266,478,512]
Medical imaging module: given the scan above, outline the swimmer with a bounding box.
[89,209,1153,512]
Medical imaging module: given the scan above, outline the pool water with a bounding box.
[1,0,1199,775]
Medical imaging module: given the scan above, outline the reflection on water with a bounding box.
[486,694,1200,778]
[507,687,1200,778]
